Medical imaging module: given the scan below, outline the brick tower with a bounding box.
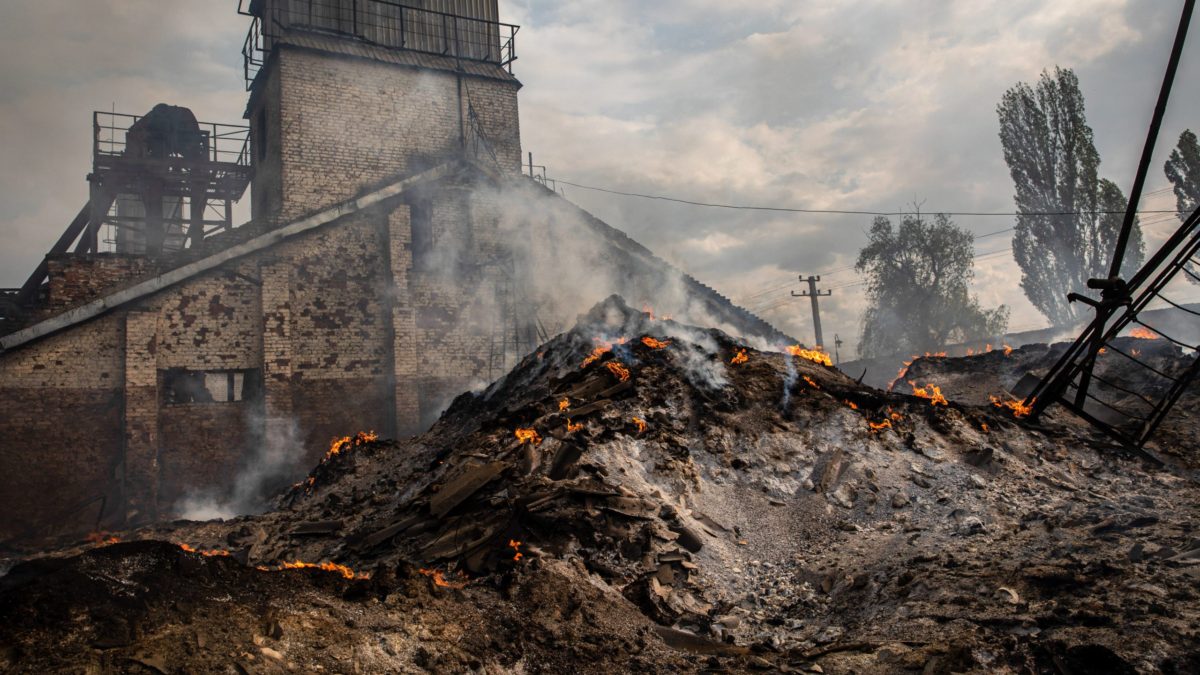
[241,0,523,223]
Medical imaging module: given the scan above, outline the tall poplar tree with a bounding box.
[997,67,1144,325]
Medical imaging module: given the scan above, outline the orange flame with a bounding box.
[803,375,820,389]
[1131,348,1142,357]
[418,568,467,588]
[606,361,631,381]
[990,394,1034,419]
[966,348,975,356]
[275,560,368,580]
[508,539,523,562]
[86,532,121,546]
[631,417,647,433]
[889,409,903,422]
[515,428,542,446]
[843,400,859,410]
[566,420,584,433]
[581,337,629,368]
[1003,344,1013,356]
[641,336,671,349]
[558,398,570,412]
[786,345,832,367]
[325,431,379,461]
[581,346,608,368]
[980,422,989,433]
[730,349,749,365]
[868,419,893,433]
[1130,326,1160,340]
[985,343,993,353]
[178,542,231,558]
[908,381,948,406]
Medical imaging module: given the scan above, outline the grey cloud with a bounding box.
[2,0,1197,358]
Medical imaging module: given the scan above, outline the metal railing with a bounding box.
[1023,206,1200,449]
[94,111,251,167]
[241,0,519,89]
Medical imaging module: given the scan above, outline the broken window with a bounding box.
[162,368,261,405]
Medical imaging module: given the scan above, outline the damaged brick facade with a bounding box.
[0,1,790,542]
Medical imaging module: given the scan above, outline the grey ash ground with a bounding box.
[2,296,1199,673]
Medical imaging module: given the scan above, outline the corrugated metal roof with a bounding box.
[278,32,518,82]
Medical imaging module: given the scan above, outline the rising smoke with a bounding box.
[175,412,302,521]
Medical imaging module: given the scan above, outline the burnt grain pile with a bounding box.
[2,296,1199,673]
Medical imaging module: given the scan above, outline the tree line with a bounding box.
[856,67,1198,358]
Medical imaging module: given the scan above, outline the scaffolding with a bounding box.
[10,108,251,313]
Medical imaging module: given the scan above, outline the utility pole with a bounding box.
[833,333,843,365]
[792,275,831,348]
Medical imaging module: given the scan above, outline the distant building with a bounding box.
[0,0,790,541]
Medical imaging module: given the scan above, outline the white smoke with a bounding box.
[175,413,302,521]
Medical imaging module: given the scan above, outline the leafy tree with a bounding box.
[1165,129,1200,284]
[1165,129,1200,219]
[855,213,1009,358]
[997,67,1144,325]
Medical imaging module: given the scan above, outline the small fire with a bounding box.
[178,542,231,557]
[803,375,820,389]
[581,346,608,368]
[966,347,975,356]
[909,381,948,406]
[730,349,749,365]
[325,430,379,461]
[641,336,671,349]
[418,568,467,588]
[606,361,631,381]
[515,428,543,445]
[868,419,893,433]
[558,398,570,412]
[1098,347,1107,355]
[642,303,655,320]
[270,560,367,580]
[566,420,584,433]
[509,539,523,562]
[1003,344,1013,356]
[985,343,993,353]
[990,394,1034,419]
[889,409,903,422]
[86,532,121,546]
[980,422,990,433]
[843,400,859,410]
[786,345,832,367]
[1130,326,1160,340]
[581,336,629,368]
[1132,348,1142,357]
[631,417,647,433]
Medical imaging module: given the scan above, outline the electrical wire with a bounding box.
[553,178,1185,218]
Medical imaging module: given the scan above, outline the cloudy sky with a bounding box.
[1,1,1197,356]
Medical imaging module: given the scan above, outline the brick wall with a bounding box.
[0,317,125,541]
[265,46,520,222]
[45,255,161,312]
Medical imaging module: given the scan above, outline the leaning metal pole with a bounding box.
[1028,0,1195,426]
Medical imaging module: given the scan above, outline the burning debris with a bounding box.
[3,296,1200,673]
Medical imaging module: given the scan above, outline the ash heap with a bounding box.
[2,297,1198,673]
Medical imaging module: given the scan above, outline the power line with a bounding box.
[554,178,1185,218]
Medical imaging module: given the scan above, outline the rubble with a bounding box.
[3,296,1200,673]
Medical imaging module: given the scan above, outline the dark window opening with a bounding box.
[162,368,262,405]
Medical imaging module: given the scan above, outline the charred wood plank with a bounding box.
[430,462,505,518]
[289,520,344,536]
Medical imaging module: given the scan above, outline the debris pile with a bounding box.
[2,296,1200,673]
